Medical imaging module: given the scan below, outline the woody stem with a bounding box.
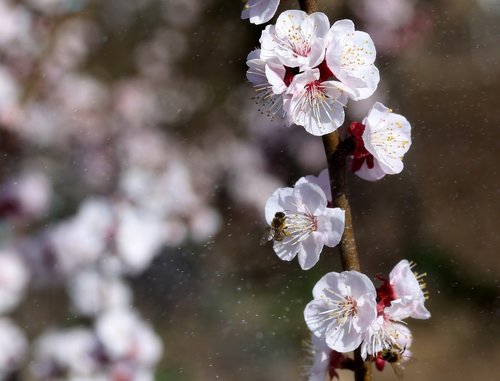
[298,1,373,380]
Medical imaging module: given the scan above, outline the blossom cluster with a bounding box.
[304,260,430,379]
[246,10,380,136]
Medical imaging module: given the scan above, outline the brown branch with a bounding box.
[296,1,372,380]
[322,132,372,381]
[298,0,318,13]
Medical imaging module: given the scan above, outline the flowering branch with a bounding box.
[242,1,429,380]
[297,1,370,380]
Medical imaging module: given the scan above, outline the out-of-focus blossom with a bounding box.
[69,270,132,317]
[32,328,100,379]
[0,67,21,127]
[241,0,280,25]
[0,318,27,379]
[350,102,412,181]
[114,204,166,275]
[264,182,345,270]
[26,0,89,15]
[349,0,432,55]
[0,2,32,48]
[47,198,113,275]
[0,170,52,220]
[95,308,163,368]
[304,271,377,352]
[0,251,29,314]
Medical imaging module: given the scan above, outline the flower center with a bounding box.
[282,212,318,245]
[320,290,358,327]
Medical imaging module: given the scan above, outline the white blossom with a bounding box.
[285,68,352,136]
[246,48,287,120]
[69,270,132,317]
[260,10,330,71]
[384,259,431,320]
[95,308,163,368]
[0,251,28,314]
[352,102,412,181]
[325,19,380,100]
[304,271,377,352]
[264,182,345,270]
[361,316,413,360]
[32,328,100,378]
[0,318,27,378]
[241,0,280,25]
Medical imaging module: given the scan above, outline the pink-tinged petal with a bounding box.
[317,208,345,247]
[304,299,331,337]
[297,233,323,270]
[295,182,327,216]
[264,187,293,224]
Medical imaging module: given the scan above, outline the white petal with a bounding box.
[273,239,297,261]
[265,63,287,94]
[312,271,343,300]
[343,271,377,300]
[295,182,328,216]
[304,299,331,337]
[353,157,387,182]
[264,187,293,224]
[297,233,324,270]
[241,0,280,25]
[317,207,345,247]
[275,10,308,37]
[301,12,330,39]
[296,168,332,201]
[325,319,363,352]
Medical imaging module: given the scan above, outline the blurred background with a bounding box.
[0,0,498,380]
